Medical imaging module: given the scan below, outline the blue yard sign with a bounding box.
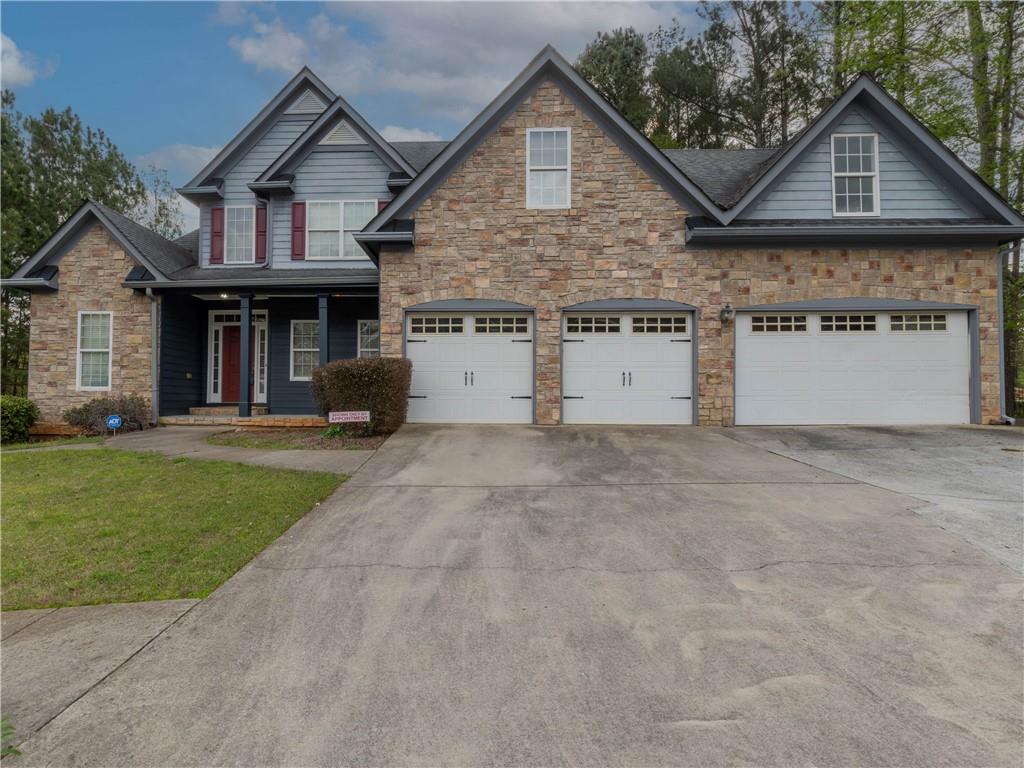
[105,414,123,432]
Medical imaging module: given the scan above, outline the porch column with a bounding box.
[239,294,252,418]
[318,294,330,368]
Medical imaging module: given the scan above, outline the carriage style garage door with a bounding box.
[735,305,973,425]
[562,311,694,425]
[405,312,534,423]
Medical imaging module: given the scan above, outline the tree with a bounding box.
[1,92,155,395]
[134,165,184,240]
[575,28,652,132]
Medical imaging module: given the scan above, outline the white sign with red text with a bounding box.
[329,411,370,423]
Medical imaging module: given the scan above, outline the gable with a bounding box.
[740,103,982,221]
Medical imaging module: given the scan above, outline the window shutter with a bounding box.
[255,207,268,263]
[378,199,388,213]
[210,207,225,264]
[291,202,306,260]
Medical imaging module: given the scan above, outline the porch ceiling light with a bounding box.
[219,292,229,299]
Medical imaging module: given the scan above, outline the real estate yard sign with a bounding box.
[329,411,370,423]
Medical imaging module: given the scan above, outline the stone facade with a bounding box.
[28,222,154,422]
[378,80,1003,426]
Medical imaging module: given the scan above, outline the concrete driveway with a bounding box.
[13,425,1023,767]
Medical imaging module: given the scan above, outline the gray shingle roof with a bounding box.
[160,264,378,285]
[91,201,195,275]
[661,149,778,208]
[391,141,449,172]
[173,229,199,255]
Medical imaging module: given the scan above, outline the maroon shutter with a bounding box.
[291,202,306,260]
[255,207,267,263]
[378,199,388,213]
[210,207,225,264]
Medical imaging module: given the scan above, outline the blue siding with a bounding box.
[741,106,981,220]
[269,147,391,268]
[267,296,378,414]
[159,294,205,415]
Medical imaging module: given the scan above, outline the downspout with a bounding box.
[997,243,1016,425]
[146,288,159,424]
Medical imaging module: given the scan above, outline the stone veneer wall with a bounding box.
[377,80,1001,426]
[28,222,154,422]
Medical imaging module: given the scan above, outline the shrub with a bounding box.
[63,395,151,435]
[310,357,412,436]
[1,396,39,443]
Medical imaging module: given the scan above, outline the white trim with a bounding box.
[76,311,113,391]
[526,127,571,209]
[289,318,320,381]
[207,310,268,403]
[224,205,257,264]
[305,199,378,261]
[831,133,881,217]
[357,318,380,358]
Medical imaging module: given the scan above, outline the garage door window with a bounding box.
[409,316,464,334]
[820,314,877,332]
[891,314,947,332]
[475,316,528,334]
[566,316,620,333]
[632,316,687,333]
[751,315,807,333]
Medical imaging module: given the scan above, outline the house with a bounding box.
[7,46,1023,429]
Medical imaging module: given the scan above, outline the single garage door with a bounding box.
[735,308,972,425]
[562,312,693,424]
[406,312,533,423]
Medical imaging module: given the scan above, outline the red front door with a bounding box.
[221,326,241,402]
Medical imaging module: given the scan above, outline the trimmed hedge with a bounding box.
[310,357,412,436]
[63,395,151,435]
[1,396,39,444]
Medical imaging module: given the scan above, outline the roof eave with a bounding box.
[122,273,379,290]
[686,224,1024,246]
[248,179,294,195]
[1,277,58,292]
[352,230,415,265]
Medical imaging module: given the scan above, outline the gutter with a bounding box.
[352,230,414,263]
[121,274,379,290]
[1,277,58,291]
[146,288,159,424]
[685,224,1024,245]
[997,243,1016,425]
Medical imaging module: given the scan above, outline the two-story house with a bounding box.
[8,46,1024,429]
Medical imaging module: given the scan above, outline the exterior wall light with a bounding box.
[719,303,736,324]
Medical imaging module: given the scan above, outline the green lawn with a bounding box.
[1,449,343,610]
[3,436,103,451]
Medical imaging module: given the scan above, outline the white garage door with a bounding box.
[735,310,971,425]
[562,313,693,424]
[406,313,533,423]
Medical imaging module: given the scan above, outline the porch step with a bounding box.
[161,414,328,428]
[188,406,269,416]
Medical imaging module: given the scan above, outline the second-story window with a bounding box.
[307,201,377,260]
[831,134,879,216]
[225,206,255,263]
[527,128,570,209]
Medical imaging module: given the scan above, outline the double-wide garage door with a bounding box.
[735,310,971,425]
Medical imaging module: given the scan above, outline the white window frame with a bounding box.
[76,311,113,391]
[305,200,377,261]
[289,319,320,381]
[831,133,881,218]
[206,310,269,404]
[358,319,380,357]
[526,127,571,210]
[224,205,256,264]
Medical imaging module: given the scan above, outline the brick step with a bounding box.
[188,406,269,416]
[162,414,327,428]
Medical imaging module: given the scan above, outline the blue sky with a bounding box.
[2,2,701,226]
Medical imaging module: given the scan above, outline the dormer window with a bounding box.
[831,134,880,216]
[225,206,256,263]
[527,128,570,208]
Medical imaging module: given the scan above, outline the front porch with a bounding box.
[158,288,379,420]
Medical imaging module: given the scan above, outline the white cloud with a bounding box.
[1,34,56,88]
[225,3,691,124]
[380,125,443,142]
[136,143,220,179]
[180,200,200,232]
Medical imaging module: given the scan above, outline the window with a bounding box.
[290,320,320,381]
[225,206,255,263]
[750,315,807,333]
[832,134,879,216]
[891,314,947,332]
[820,314,877,332]
[306,201,377,260]
[527,128,570,208]
[358,319,380,357]
[77,312,112,390]
[474,316,529,334]
[409,316,464,334]
[632,316,688,334]
[565,316,621,334]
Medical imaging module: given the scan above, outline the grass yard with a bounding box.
[3,436,103,451]
[1,449,343,610]
[207,428,387,451]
